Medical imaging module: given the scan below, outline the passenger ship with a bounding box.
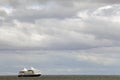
[18,67,41,77]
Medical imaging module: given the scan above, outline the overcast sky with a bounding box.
[0,0,120,75]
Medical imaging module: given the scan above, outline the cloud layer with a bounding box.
[0,0,120,75]
[0,49,120,75]
[0,4,120,50]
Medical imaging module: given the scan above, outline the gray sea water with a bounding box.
[0,75,120,80]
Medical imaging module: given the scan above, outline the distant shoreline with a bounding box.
[0,75,120,76]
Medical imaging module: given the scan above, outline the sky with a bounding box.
[0,0,120,75]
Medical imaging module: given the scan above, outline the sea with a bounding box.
[0,75,120,80]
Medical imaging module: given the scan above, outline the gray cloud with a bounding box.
[0,49,119,75]
[0,0,107,22]
[0,0,120,75]
[0,4,120,50]
[0,0,118,9]
[91,0,120,4]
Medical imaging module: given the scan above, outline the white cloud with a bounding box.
[76,53,117,65]
[0,49,120,75]
[73,46,120,65]
[1,4,120,50]
[0,18,112,49]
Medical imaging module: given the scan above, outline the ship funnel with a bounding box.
[31,67,35,70]
[22,68,27,71]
